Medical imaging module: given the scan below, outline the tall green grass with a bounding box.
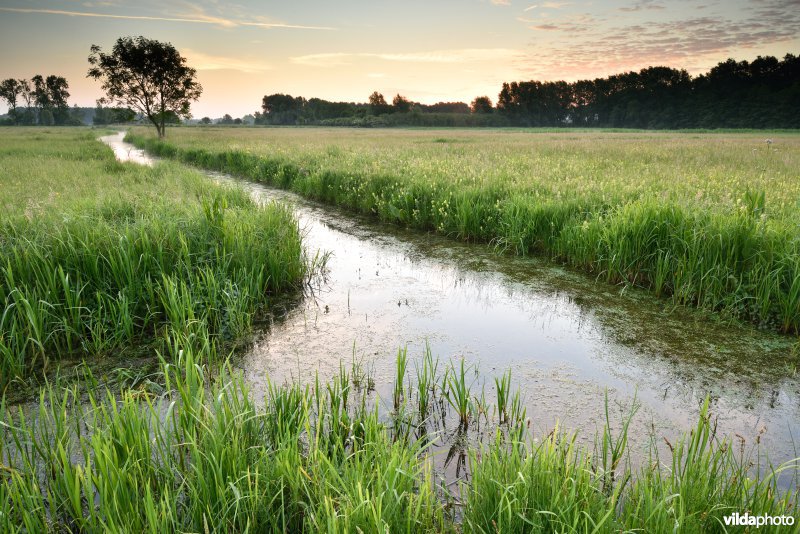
[0,128,305,388]
[0,342,445,532]
[2,343,797,532]
[126,129,800,334]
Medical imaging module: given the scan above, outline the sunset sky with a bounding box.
[1,0,798,118]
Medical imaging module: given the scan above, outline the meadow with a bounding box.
[0,127,305,388]
[2,127,799,532]
[127,127,800,334]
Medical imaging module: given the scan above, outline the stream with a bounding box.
[100,132,800,481]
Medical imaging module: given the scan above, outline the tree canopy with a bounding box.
[87,36,202,138]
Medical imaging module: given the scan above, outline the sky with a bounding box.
[0,0,798,118]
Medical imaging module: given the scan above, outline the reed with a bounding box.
[494,369,511,424]
[414,343,438,424]
[2,347,797,532]
[444,358,473,430]
[393,346,409,412]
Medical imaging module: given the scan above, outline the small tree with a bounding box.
[87,36,202,138]
[470,96,493,114]
[200,116,212,125]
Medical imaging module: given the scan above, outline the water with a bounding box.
[99,133,154,166]
[101,132,800,475]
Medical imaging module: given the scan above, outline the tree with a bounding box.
[470,96,493,114]
[200,116,212,124]
[31,75,49,124]
[154,110,181,125]
[368,91,387,107]
[27,74,71,124]
[87,36,202,138]
[46,76,71,124]
[368,91,390,115]
[17,79,34,124]
[392,94,411,113]
[219,113,234,124]
[0,79,24,124]
[93,105,136,125]
[261,93,306,124]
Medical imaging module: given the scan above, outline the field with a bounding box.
[128,127,800,333]
[2,126,800,532]
[0,128,305,388]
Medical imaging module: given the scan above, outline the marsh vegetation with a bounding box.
[128,127,800,334]
[2,127,799,532]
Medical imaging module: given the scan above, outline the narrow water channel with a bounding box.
[101,132,799,475]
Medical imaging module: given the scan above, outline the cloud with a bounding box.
[619,0,666,12]
[181,49,272,73]
[0,7,336,30]
[523,13,595,32]
[491,0,512,5]
[518,2,800,81]
[291,48,524,67]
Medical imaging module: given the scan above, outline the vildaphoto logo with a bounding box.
[723,512,796,528]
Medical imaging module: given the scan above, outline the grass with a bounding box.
[125,127,800,334]
[0,127,305,389]
[2,126,799,531]
[2,341,797,532]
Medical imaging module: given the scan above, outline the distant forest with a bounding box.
[256,53,800,129]
[2,53,798,129]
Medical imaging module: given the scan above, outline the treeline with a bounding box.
[255,92,508,127]
[0,75,73,125]
[257,53,799,129]
[0,75,134,126]
[498,54,800,128]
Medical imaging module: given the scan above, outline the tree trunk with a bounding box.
[148,114,163,139]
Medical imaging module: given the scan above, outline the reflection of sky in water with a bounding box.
[99,133,153,166]
[104,133,800,477]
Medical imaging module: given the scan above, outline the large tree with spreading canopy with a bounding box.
[88,36,202,138]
